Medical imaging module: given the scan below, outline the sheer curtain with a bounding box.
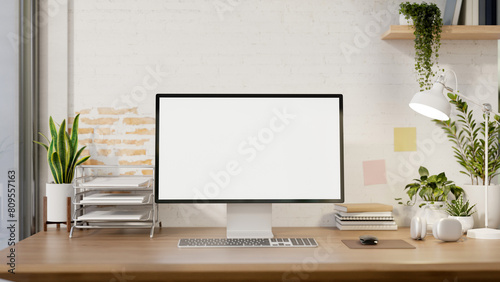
[0,0,39,245]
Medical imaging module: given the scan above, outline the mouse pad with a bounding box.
[342,239,415,249]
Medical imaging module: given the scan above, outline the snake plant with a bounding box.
[34,114,90,184]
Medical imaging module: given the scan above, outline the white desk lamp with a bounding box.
[409,70,500,239]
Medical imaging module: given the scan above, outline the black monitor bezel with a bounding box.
[155,94,344,204]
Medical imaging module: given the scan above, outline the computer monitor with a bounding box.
[155,94,344,238]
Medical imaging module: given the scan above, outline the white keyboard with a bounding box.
[178,238,318,248]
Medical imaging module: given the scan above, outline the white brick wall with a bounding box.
[45,0,499,227]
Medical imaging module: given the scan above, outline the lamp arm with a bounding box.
[443,70,458,94]
[435,70,489,111]
[453,91,480,106]
[444,89,492,113]
[485,111,489,228]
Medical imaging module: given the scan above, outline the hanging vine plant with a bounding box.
[399,2,443,91]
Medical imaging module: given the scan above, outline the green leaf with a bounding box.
[436,172,446,182]
[427,175,437,183]
[51,151,63,184]
[66,115,81,182]
[47,139,57,183]
[71,114,80,145]
[67,146,88,183]
[33,140,48,151]
[68,115,80,163]
[38,132,50,145]
[75,155,90,167]
[49,116,58,141]
[419,166,429,177]
[57,119,68,182]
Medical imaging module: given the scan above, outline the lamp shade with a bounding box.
[409,82,451,121]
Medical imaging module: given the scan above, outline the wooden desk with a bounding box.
[1,227,500,281]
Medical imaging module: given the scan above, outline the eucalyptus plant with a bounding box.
[446,195,476,217]
[399,2,443,90]
[34,114,90,184]
[433,93,500,185]
[403,166,463,208]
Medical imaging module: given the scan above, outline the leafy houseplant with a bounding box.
[34,114,90,184]
[399,2,443,90]
[403,166,463,207]
[446,195,476,217]
[433,94,500,185]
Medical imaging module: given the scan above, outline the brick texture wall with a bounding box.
[74,107,155,171]
[59,0,498,227]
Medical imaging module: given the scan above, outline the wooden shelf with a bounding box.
[381,25,500,40]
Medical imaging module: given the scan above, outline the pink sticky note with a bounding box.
[363,160,387,186]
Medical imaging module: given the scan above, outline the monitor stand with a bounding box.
[226,203,273,238]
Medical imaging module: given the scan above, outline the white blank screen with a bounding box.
[157,96,343,202]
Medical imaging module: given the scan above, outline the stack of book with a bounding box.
[334,203,397,231]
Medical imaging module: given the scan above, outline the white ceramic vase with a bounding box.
[46,183,73,222]
[416,201,448,233]
[449,216,474,234]
[399,14,413,25]
[462,185,500,229]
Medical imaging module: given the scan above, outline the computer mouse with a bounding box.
[359,235,378,245]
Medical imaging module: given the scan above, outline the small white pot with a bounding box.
[46,183,73,222]
[462,185,500,229]
[399,14,413,25]
[449,216,474,234]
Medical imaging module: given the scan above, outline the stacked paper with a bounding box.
[334,203,398,231]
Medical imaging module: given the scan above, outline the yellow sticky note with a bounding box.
[394,127,417,152]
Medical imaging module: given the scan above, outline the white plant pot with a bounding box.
[449,216,474,234]
[416,201,448,233]
[399,14,413,25]
[462,185,500,229]
[46,183,73,222]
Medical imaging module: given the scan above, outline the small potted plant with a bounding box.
[402,166,463,231]
[446,195,476,233]
[404,166,463,207]
[34,114,90,222]
[399,2,443,91]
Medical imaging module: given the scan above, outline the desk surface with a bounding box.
[1,227,500,281]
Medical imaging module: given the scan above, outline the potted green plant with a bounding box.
[34,114,90,222]
[433,94,500,185]
[399,2,443,91]
[433,94,500,228]
[401,166,463,231]
[446,195,476,233]
[403,166,463,207]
